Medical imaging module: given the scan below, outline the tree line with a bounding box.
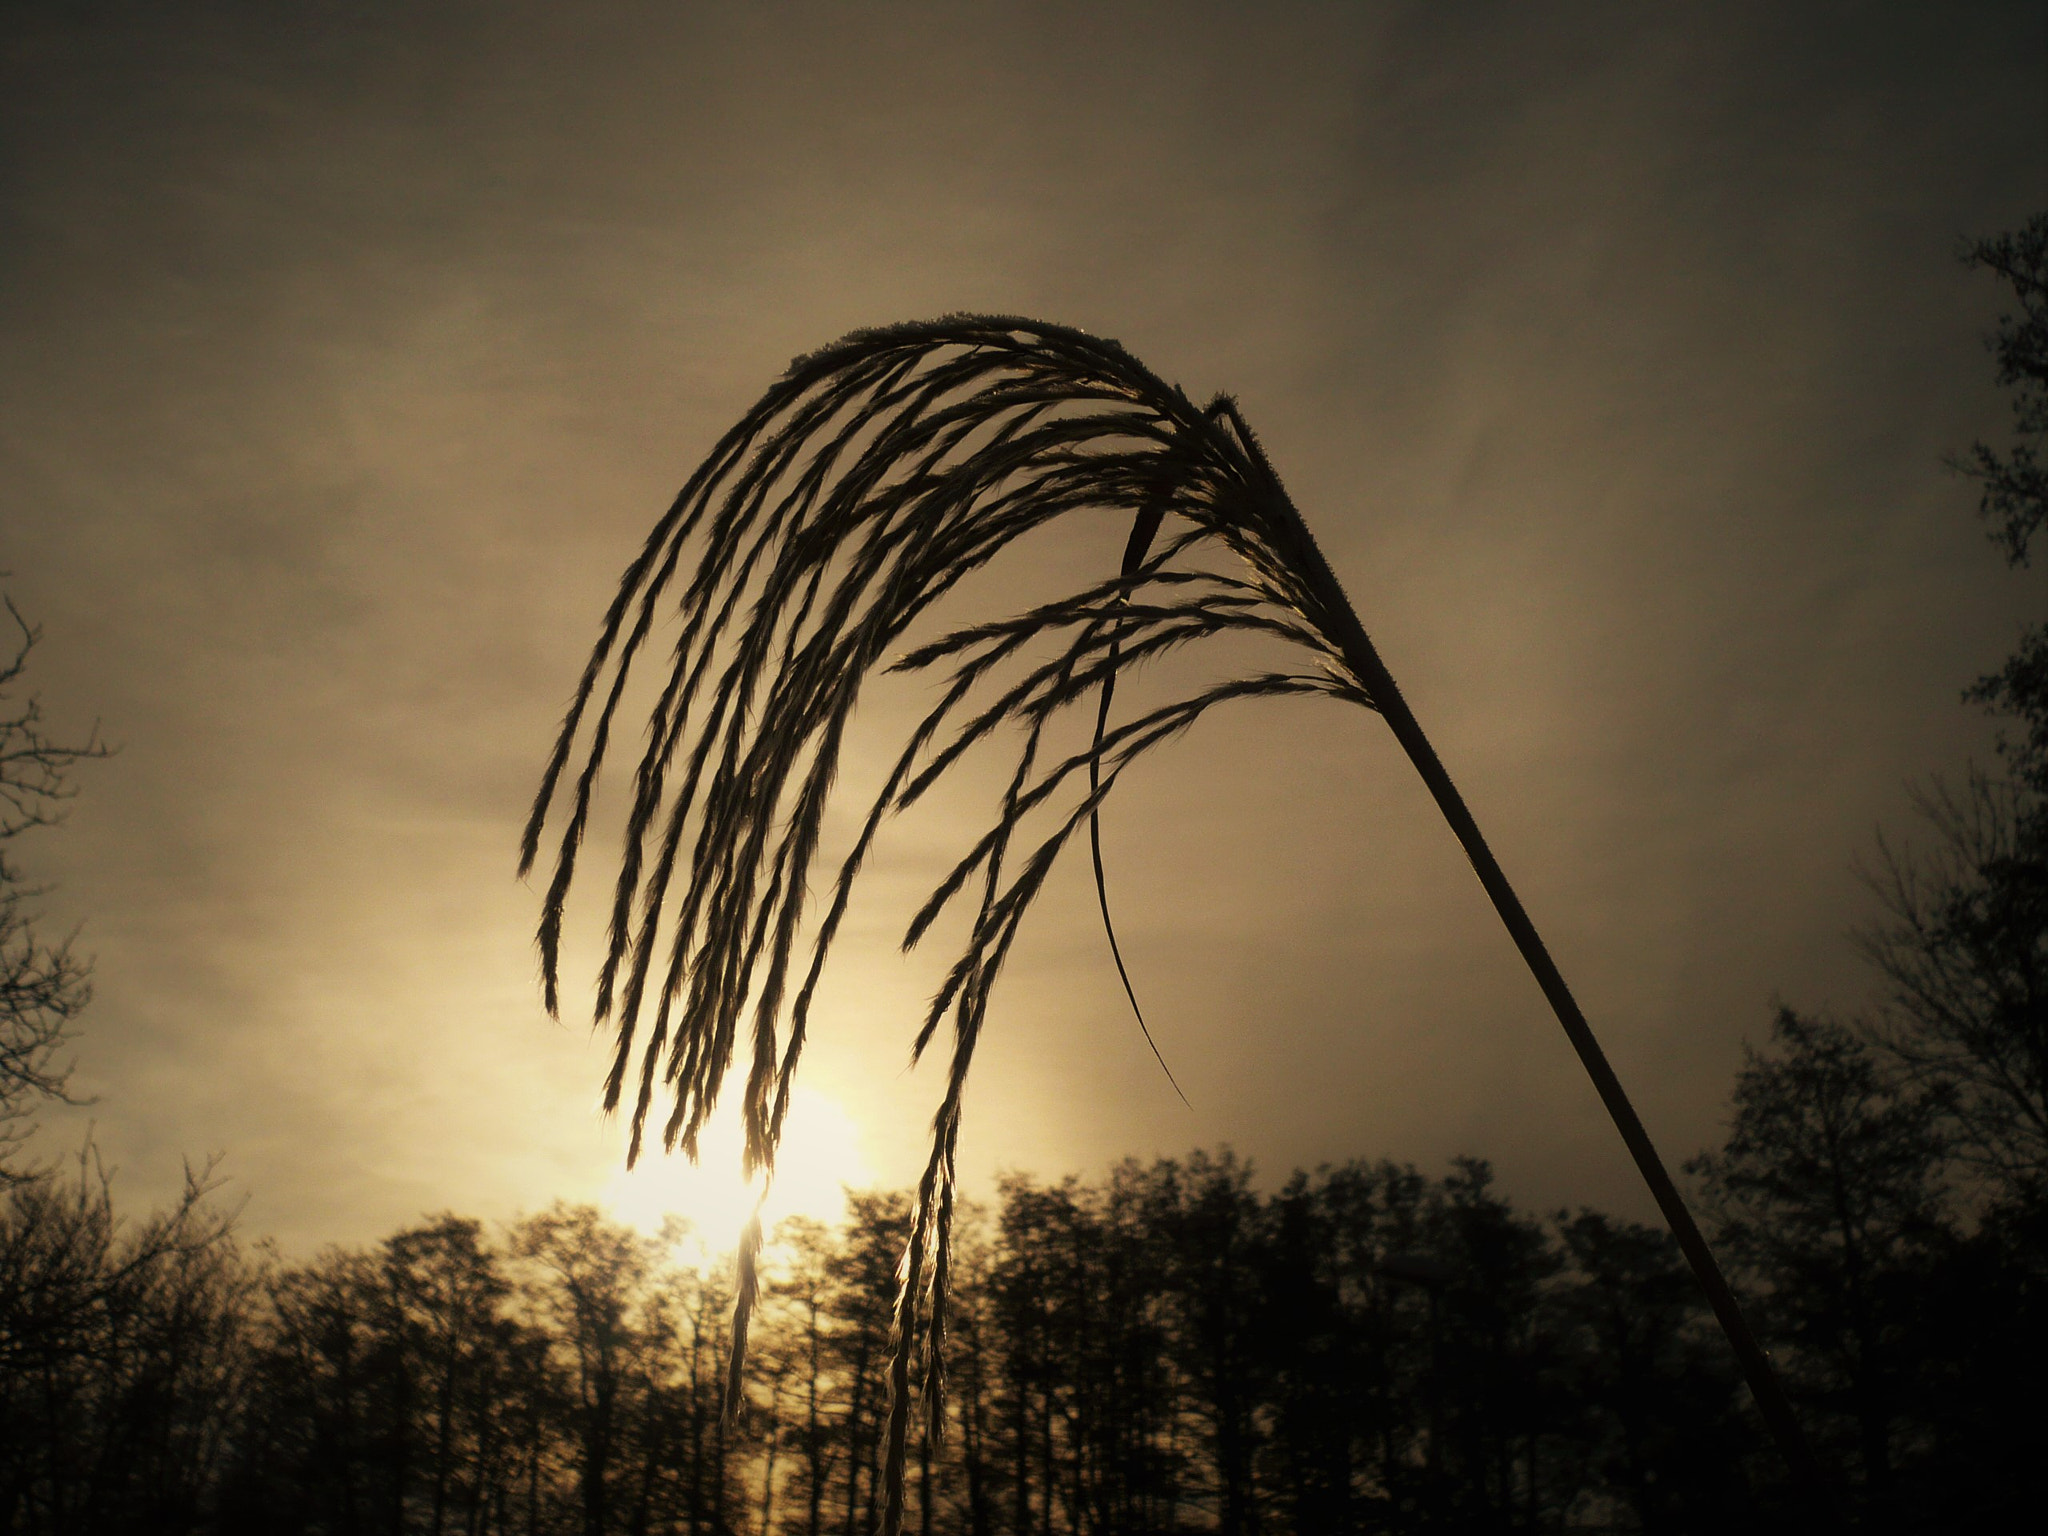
[2,1045,2042,1536]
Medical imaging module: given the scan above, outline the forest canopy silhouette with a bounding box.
[2,1107,2039,1535]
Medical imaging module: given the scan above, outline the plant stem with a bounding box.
[1274,500,1836,1513]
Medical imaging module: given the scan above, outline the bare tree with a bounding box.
[513,1204,658,1536]
[1857,218,2048,1197]
[1688,1010,1952,1513]
[522,317,1823,1526]
[0,1142,243,1530]
[1861,774,2048,1189]
[1,594,109,1174]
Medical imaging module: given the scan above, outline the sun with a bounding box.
[601,1085,869,1250]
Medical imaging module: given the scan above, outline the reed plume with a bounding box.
[522,315,1824,1528]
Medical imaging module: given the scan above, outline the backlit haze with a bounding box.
[2,2,2043,1253]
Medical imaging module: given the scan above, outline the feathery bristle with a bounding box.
[525,317,1379,1533]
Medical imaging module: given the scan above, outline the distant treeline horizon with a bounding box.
[3,999,2039,1536]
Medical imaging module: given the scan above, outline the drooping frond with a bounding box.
[521,312,1829,1528]
[521,316,1379,1532]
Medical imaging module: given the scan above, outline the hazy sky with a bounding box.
[3,1,2043,1253]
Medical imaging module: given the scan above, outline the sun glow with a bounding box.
[600,1085,869,1250]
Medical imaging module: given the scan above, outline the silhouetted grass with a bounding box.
[523,316,1824,1530]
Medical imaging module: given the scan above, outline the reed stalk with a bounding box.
[522,316,1828,1527]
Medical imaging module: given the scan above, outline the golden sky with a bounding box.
[4,1,2043,1252]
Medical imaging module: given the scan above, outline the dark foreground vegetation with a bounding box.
[3,1071,2045,1536]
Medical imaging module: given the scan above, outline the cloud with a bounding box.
[3,0,2041,1243]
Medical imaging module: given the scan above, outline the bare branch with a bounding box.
[1,595,113,1162]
